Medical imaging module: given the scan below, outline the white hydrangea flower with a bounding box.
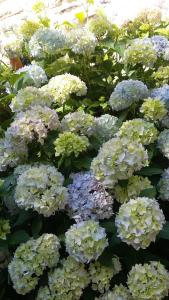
[65,220,108,263]
[89,257,121,293]
[36,256,90,300]
[6,105,60,145]
[15,164,68,217]
[10,87,54,112]
[41,73,87,105]
[109,80,149,111]
[95,284,131,300]
[117,118,159,145]
[93,114,119,143]
[127,261,169,299]
[29,27,67,58]
[114,175,152,204]
[68,28,97,55]
[158,129,169,159]
[61,111,95,136]
[115,197,165,250]
[91,137,149,188]
[8,234,60,295]
[158,168,169,201]
[16,64,47,87]
[67,171,114,222]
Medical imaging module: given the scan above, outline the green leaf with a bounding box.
[75,11,86,24]
[137,167,163,176]
[8,230,30,245]
[31,217,42,238]
[139,187,157,198]
[14,210,33,226]
[158,222,169,240]
[87,0,94,4]
[100,220,116,233]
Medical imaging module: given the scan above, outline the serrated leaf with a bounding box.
[8,230,30,245]
[139,187,156,198]
[137,167,163,176]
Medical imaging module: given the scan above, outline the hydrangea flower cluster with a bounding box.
[127,261,169,299]
[151,35,169,56]
[67,171,114,222]
[8,234,60,295]
[15,164,68,217]
[96,284,131,300]
[91,137,149,188]
[29,28,67,58]
[158,129,169,159]
[61,111,95,136]
[65,220,108,263]
[88,13,114,40]
[41,73,87,105]
[153,66,169,86]
[117,118,158,145]
[2,34,23,58]
[160,113,169,128]
[124,39,157,67]
[158,168,169,200]
[37,256,90,300]
[140,98,167,121]
[89,257,121,293]
[16,64,47,87]
[94,114,119,143]
[0,219,10,240]
[114,175,152,204]
[54,132,89,158]
[68,28,97,55]
[10,87,54,112]
[151,84,169,109]
[109,80,149,111]
[115,197,165,250]
[6,105,60,145]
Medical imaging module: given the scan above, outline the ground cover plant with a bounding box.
[1,1,169,299]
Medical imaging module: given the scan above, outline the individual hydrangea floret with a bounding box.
[68,28,97,55]
[153,66,169,86]
[6,105,60,145]
[127,261,169,299]
[89,257,121,293]
[61,111,95,136]
[65,220,108,263]
[91,137,149,188]
[114,175,152,204]
[115,197,165,250]
[151,35,169,56]
[8,234,60,295]
[93,114,119,143]
[0,219,10,240]
[29,27,67,58]
[41,73,87,105]
[109,80,149,111]
[67,171,114,222]
[158,168,169,200]
[10,87,54,112]
[158,129,169,159]
[124,39,157,67]
[117,118,159,145]
[140,98,167,121]
[16,63,47,87]
[151,84,169,109]
[96,284,131,300]
[37,256,90,300]
[54,132,89,158]
[15,164,68,217]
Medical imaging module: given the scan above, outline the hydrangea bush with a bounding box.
[1,2,169,300]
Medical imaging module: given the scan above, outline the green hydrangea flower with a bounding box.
[115,197,165,250]
[91,137,149,188]
[117,118,158,145]
[114,175,152,204]
[153,66,169,86]
[65,220,108,263]
[37,256,90,300]
[54,132,89,158]
[0,219,10,240]
[8,234,60,295]
[95,284,131,300]
[140,98,167,121]
[127,261,169,299]
[88,12,115,40]
[89,257,121,293]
